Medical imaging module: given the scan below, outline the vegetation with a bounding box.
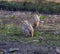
[0,0,60,47]
[0,21,60,46]
[39,15,46,19]
[0,1,60,14]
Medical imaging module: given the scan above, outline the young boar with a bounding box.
[33,14,40,28]
[21,20,34,37]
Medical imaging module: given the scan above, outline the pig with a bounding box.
[21,20,34,37]
[32,14,40,28]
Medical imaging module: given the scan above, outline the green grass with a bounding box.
[11,15,17,19]
[0,26,59,46]
[39,15,46,19]
[5,15,17,19]
[0,28,60,47]
[0,21,60,46]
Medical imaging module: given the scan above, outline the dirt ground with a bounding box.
[0,10,60,54]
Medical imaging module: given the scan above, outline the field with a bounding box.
[0,10,60,54]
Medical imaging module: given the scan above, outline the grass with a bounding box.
[17,30,60,46]
[5,15,17,19]
[8,35,20,41]
[11,15,17,19]
[39,15,46,19]
[0,12,60,47]
[0,23,60,46]
[0,19,3,22]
